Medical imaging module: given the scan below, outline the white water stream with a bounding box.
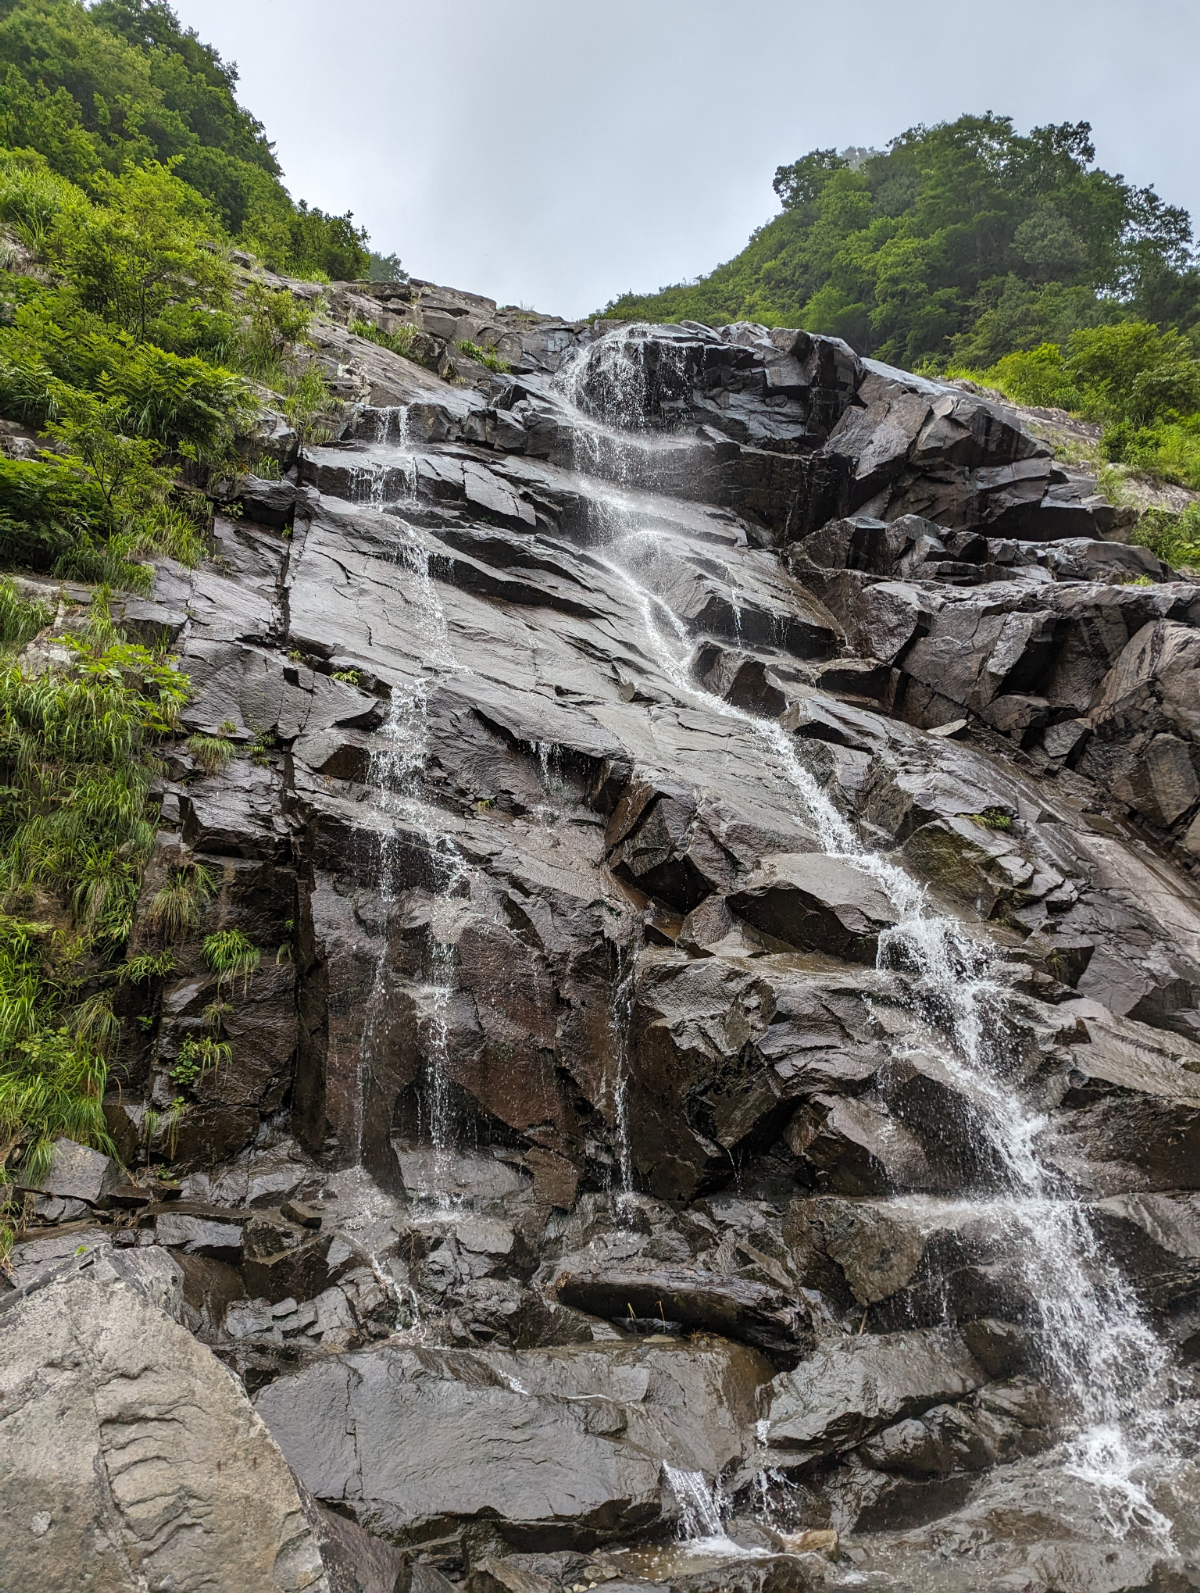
[551,326,1190,1543]
[336,327,1192,1545]
[349,419,472,1203]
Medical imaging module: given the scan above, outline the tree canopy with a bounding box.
[0,0,370,278]
[602,114,1199,370]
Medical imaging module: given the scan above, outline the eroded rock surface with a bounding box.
[0,1247,327,1593]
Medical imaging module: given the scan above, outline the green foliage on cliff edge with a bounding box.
[0,2,371,1240]
[948,322,1200,494]
[0,0,369,280]
[0,581,190,1234]
[603,115,1198,371]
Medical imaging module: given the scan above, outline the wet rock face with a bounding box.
[255,1339,769,1551]
[20,297,1200,1590]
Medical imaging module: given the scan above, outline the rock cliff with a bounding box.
[8,282,1200,1593]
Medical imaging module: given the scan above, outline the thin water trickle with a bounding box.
[348,415,474,1207]
[551,327,1193,1545]
[608,929,638,1200]
[661,1464,728,1543]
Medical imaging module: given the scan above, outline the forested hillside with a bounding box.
[0,0,369,276]
[604,116,1198,365]
[605,116,1200,499]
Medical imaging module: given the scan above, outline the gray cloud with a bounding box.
[174,0,1200,319]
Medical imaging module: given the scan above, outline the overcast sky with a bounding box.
[172,0,1199,321]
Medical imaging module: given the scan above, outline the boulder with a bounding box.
[727,854,897,962]
[554,1268,812,1361]
[764,1330,983,1460]
[0,1251,328,1593]
[255,1339,768,1549]
[20,1135,122,1204]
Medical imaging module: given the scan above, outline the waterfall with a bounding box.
[552,328,1190,1544]
[349,411,473,1207]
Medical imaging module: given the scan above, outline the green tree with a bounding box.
[603,114,1200,366]
[48,161,231,338]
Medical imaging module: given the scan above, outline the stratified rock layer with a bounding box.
[0,1248,327,1593]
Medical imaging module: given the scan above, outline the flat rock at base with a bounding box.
[0,1259,327,1593]
[255,1339,770,1548]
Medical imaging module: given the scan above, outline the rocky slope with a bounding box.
[7,279,1200,1593]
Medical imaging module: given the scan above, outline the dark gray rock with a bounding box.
[764,1330,984,1460]
[555,1268,812,1362]
[93,299,1200,1573]
[727,854,897,963]
[21,1136,122,1204]
[255,1339,767,1548]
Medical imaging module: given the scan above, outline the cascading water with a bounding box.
[552,327,1194,1544]
[349,412,473,1206]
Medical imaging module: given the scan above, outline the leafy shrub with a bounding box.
[1102,418,1200,491]
[0,1005,112,1189]
[0,455,110,570]
[0,147,81,252]
[278,363,337,444]
[953,322,1200,491]
[0,294,252,452]
[169,1032,230,1088]
[1133,502,1200,569]
[237,281,314,384]
[47,162,232,341]
[1,630,189,939]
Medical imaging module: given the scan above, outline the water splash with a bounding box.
[662,1464,727,1542]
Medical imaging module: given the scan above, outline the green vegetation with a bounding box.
[456,338,511,374]
[0,0,370,280]
[972,808,1014,830]
[0,0,402,1247]
[603,116,1197,371]
[186,729,235,774]
[146,858,212,938]
[949,322,1200,495]
[349,315,429,367]
[168,1030,229,1087]
[0,579,189,1231]
[202,926,259,992]
[367,251,406,284]
[1135,503,1200,569]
